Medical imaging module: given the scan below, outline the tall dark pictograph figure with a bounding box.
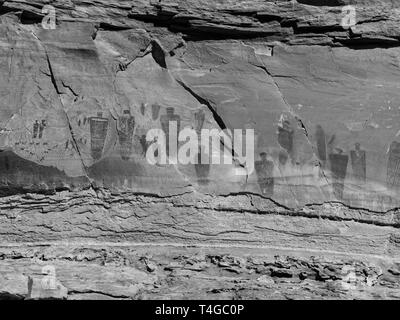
[194,109,205,135]
[350,143,366,183]
[316,125,327,164]
[255,152,274,197]
[194,109,209,184]
[278,120,294,158]
[39,120,47,139]
[278,150,289,166]
[140,103,146,116]
[152,103,161,121]
[117,110,135,161]
[140,134,149,156]
[160,107,181,157]
[33,120,39,139]
[195,146,210,185]
[387,141,400,190]
[329,148,349,199]
[89,112,109,161]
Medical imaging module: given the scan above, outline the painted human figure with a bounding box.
[160,107,181,157]
[4,156,9,171]
[39,120,47,139]
[65,139,76,153]
[255,152,274,197]
[117,110,135,161]
[329,148,349,199]
[278,120,294,158]
[33,120,39,138]
[152,104,161,121]
[195,145,210,185]
[140,134,149,156]
[387,141,400,190]
[350,143,366,183]
[278,150,289,166]
[315,125,327,166]
[194,109,205,135]
[89,112,109,161]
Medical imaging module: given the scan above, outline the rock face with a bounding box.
[0,0,400,299]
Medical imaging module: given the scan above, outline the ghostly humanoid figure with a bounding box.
[152,104,161,121]
[278,120,294,161]
[160,107,181,157]
[195,145,210,185]
[39,120,47,139]
[350,143,366,184]
[194,109,205,135]
[387,141,400,190]
[33,120,40,139]
[255,152,274,197]
[89,112,109,161]
[329,148,349,200]
[316,125,327,166]
[117,110,135,161]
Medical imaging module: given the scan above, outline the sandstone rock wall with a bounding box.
[0,0,400,299]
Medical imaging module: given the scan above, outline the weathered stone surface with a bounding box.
[0,0,399,299]
[0,244,399,300]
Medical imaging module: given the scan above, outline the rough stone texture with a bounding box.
[0,0,400,299]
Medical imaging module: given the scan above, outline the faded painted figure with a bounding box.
[194,109,205,134]
[152,103,161,121]
[195,146,210,185]
[39,120,47,139]
[387,141,400,190]
[140,134,150,156]
[329,148,349,199]
[89,112,109,161]
[194,109,209,184]
[278,120,294,159]
[350,143,366,184]
[140,103,146,116]
[33,120,40,138]
[33,120,47,139]
[160,107,181,157]
[255,152,274,197]
[117,110,135,161]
